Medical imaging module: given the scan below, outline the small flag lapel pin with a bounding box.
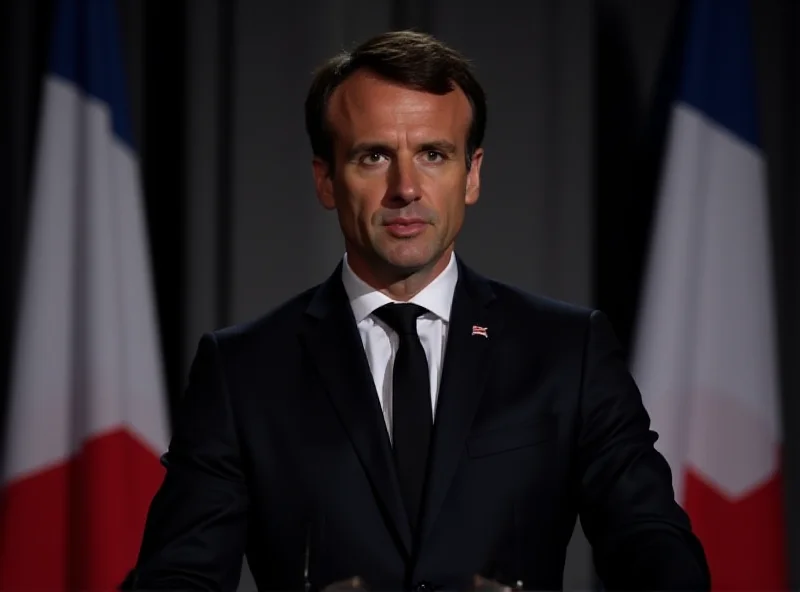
[471,325,488,338]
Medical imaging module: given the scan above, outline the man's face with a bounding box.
[312,70,483,281]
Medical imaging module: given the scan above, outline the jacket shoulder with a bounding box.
[487,278,595,325]
[484,276,623,356]
[204,284,319,356]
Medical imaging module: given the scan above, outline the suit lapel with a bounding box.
[419,260,502,543]
[299,266,413,557]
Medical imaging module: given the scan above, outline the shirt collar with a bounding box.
[341,252,459,324]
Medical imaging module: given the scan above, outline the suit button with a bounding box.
[414,583,432,591]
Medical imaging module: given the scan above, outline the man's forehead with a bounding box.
[328,71,472,135]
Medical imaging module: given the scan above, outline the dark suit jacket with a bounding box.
[127,258,709,591]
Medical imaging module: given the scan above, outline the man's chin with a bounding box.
[377,249,448,276]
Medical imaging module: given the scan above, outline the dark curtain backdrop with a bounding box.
[1,1,798,590]
[0,0,54,474]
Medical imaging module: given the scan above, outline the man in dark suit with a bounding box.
[127,30,709,591]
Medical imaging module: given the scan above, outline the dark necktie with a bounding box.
[373,303,432,532]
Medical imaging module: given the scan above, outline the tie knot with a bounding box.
[373,303,428,335]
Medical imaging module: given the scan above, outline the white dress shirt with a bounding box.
[341,252,459,440]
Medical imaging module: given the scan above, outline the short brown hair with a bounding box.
[304,30,487,172]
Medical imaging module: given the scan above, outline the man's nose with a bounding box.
[387,156,421,203]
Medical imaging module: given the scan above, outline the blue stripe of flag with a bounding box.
[678,0,759,149]
[48,0,134,149]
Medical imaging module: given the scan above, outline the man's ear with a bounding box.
[312,157,335,210]
[465,148,484,206]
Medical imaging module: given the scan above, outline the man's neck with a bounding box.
[345,249,454,302]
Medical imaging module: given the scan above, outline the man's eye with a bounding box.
[361,153,386,164]
[425,151,445,162]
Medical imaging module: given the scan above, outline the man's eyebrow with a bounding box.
[346,140,459,159]
[346,142,392,159]
[419,140,458,154]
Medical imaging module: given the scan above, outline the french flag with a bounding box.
[0,0,169,590]
[632,0,786,589]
